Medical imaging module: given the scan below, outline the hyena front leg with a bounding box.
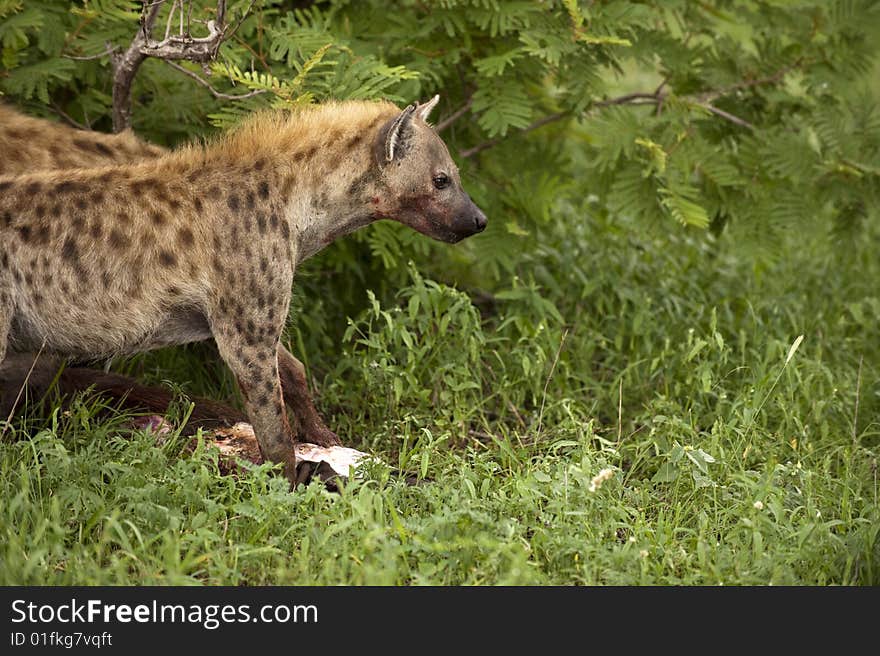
[277,345,341,447]
[210,269,299,484]
[213,327,298,486]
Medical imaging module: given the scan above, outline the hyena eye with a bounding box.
[433,173,450,190]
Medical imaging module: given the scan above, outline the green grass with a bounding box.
[1,206,878,585]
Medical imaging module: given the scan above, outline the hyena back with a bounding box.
[0,103,163,175]
[0,97,486,485]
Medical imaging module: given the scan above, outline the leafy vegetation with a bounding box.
[1,0,878,584]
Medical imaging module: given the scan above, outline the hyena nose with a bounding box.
[473,210,487,233]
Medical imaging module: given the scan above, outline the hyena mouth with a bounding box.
[425,216,466,243]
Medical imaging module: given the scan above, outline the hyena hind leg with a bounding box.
[277,345,341,447]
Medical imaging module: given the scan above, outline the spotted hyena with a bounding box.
[0,96,487,486]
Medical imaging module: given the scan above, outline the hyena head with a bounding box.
[374,95,487,243]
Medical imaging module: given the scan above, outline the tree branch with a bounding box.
[48,102,90,131]
[110,1,254,132]
[460,110,571,158]
[111,0,163,132]
[698,103,754,130]
[164,60,268,100]
[436,95,473,133]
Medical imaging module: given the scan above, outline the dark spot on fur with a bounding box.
[16,225,32,243]
[34,204,46,219]
[109,229,128,250]
[194,197,203,212]
[25,181,42,195]
[227,194,240,212]
[150,211,167,227]
[258,180,270,200]
[246,191,255,210]
[94,142,113,157]
[91,190,105,204]
[62,237,78,262]
[257,213,266,233]
[72,138,93,153]
[158,250,176,267]
[254,158,266,171]
[90,218,103,239]
[178,226,194,246]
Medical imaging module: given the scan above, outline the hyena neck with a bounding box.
[288,161,384,264]
[240,103,398,265]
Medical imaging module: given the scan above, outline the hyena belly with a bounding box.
[6,274,212,359]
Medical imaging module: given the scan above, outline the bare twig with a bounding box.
[696,61,803,104]
[535,329,569,437]
[63,44,119,61]
[48,102,90,131]
[461,110,570,158]
[698,103,755,129]
[436,95,473,132]
[164,0,178,43]
[1,340,47,440]
[164,60,268,100]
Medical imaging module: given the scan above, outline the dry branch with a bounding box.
[110,0,254,132]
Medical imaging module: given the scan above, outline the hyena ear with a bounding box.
[384,103,417,163]
[416,94,441,123]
